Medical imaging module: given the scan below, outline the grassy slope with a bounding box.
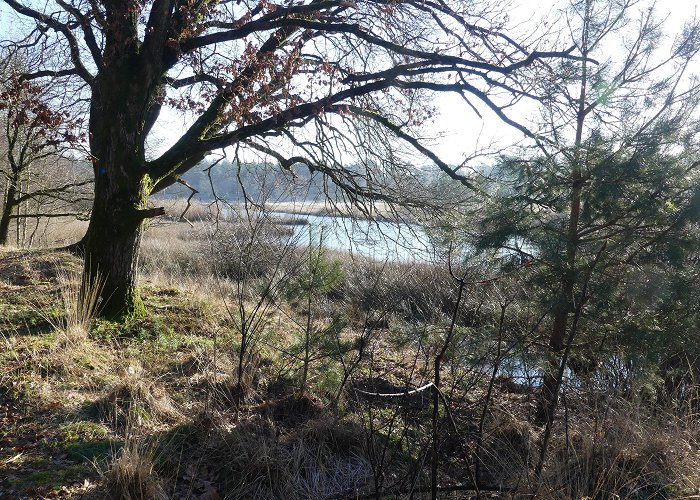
[0,247,371,499]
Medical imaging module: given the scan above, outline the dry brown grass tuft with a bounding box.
[209,350,263,406]
[57,262,104,344]
[210,414,370,499]
[538,403,700,498]
[177,344,234,380]
[478,410,536,488]
[260,392,326,426]
[95,364,182,428]
[23,258,112,391]
[102,431,168,500]
[182,345,267,407]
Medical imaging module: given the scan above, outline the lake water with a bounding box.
[273,212,437,262]
[274,212,536,266]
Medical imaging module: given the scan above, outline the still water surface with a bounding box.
[274,212,436,262]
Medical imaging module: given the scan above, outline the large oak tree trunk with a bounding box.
[82,172,150,319]
[81,65,159,319]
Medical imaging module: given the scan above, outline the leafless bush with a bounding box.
[212,218,298,281]
[340,258,456,323]
[210,204,305,397]
[339,256,496,331]
[158,196,219,222]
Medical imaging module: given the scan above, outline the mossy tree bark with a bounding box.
[82,172,151,320]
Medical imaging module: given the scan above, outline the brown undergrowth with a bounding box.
[2,242,700,499]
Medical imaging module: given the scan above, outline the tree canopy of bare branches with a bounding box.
[0,51,91,245]
[1,0,578,318]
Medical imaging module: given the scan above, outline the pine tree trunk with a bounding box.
[535,12,590,425]
[535,154,583,426]
[536,278,575,424]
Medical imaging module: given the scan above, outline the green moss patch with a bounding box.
[64,439,116,463]
[13,463,93,493]
[58,420,109,442]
